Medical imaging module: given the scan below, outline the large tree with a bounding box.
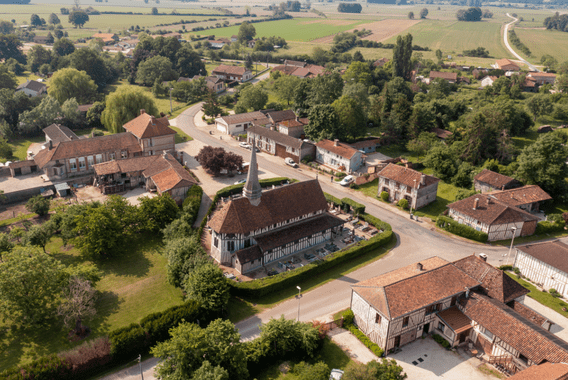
[392,33,413,80]
[0,34,26,64]
[332,95,367,140]
[196,146,243,176]
[49,13,60,24]
[525,93,553,121]
[0,64,17,90]
[304,104,341,141]
[49,68,98,104]
[68,10,89,28]
[342,359,407,380]
[19,95,61,135]
[0,246,64,325]
[309,71,344,106]
[259,316,320,357]
[139,193,179,232]
[274,74,301,106]
[183,261,230,313]
[424,143,458,181]
[164,235,206,287]
[73,205,125,257]
[57,276,97,336]
[101,86,159,133]
[237,21,256,43]
[517,133,568,199]
[22,224,52,252]
[27,44,52,73]
[137,56,178,86]
[52,37,75,57]
[70,48,111,89]
[175,45,206,78]
[237,85,268,111]
[0,20,14,35]
[202,91,222,118]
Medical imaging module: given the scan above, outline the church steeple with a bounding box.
[243,138,262,206]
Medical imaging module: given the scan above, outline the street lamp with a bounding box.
[169,87,174,114]
[507,226,518,265]
[138,354,144,380]
[296,286,302,321]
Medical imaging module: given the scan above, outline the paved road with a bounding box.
[504,13,538,72]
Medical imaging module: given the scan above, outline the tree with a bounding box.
[74,206,125,257]
[0,137,12,159]
[68,10,89,28]
[0,64,17,90]
[556,74,568,93]
[175,45,206,78]
[420,8,429,18]
[238,85,268,111]
[53,38,75,56]
[424,144,458,181]
[151,7,158,15]
[343,359,407,380]
[452,161,474,188]
[517,133,568,199]
[183,261,230,313]
[337,3,362,13]
[137,56,178,86]
[152,319,248,379]
[392,33,413,79]
[274,75,301,106]
[332,95,367,140]
[525,94,553,121]
[482,9,493,18]
[202,91,222,118]
[49,13,60,24]
[49,68,97,104]
[245,54,253,70]
[343,61,372,86]
[197,146,243,176]
[0,34,26,64]
[435,49,443,61]
[408,12,414,19]
[22,224,52,252]
[86,101,105,128]
[292,362,330,380]
[61,98,82,126]
[304,104,341,141]
[406,132,438,158]
[101,86,159,133]
[260,316,320,358]
[139,193,179,232]
[191,361,229,380]
[30,14,44,27]
[0,20,14,35]
[456,7,482,21]
[460,112,500,165]
[0,232,13,255]
[70,48,112,89]
[237,21,256,43]
[26,194,50,216]
[164,235,206,287]
[0,246,64,324]
[27,44,52,73]
[57,276,97,336]
[19,95,61,135]
[309,72,344,107]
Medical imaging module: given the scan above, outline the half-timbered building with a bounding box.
[208,145,344,274]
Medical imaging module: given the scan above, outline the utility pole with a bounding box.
[138,354,144,380]
[296,286,302,321]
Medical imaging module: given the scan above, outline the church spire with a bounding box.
[243,138,262,206]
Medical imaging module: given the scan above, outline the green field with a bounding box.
[0,235,183,371]
[515,28,568,63]
[190,18,367,42]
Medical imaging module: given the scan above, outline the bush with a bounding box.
[60,337,112,378]
[1,354,73,380]
[324,193,342,207]
[380,191,389,202]
[343,309,354,326]
[108,323,147,362]
[350,183,359,190]
[550,288,563,298]
[536,220,565,235]
[346,324,384,356]
[513,267,520,275]
[181,185,203,225]
[26,195,50,216]
[397,198,409,210]
[433,334,451,349]
[358,213,392,231]
[436,215,488,243]
[140,300,202,346]
[498,265,513,271]
[341,197,365,214]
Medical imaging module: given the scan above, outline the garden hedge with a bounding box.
[536,220,566,235]
[341,197,366,214]
[1,355,73,380]
[436,215,488,243]
[345,324,384,357]
[324,193,343,207]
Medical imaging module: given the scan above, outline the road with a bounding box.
[100,104,510,379]
[504,13,538,72]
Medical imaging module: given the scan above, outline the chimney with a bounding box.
[416,262,423,272]
[334,139,339,147]
[502,185,505,191]
[296,116,300,122]
[48,140,52,150]
[473,198,479,210]
[162,150,167,158]
[140,109,146,115]
[421,174,426,186]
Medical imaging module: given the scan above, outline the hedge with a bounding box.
[436,215,488,243]
[1,355,73,380]
[345,324,384,357]
[359,214,392,232]
[140,300,202,346]
[324,193,343,207]
[341,197,365,214]
[182,185,203,225]
[231,215,393,298]
[536,220,565,235]
[108,323,147,362]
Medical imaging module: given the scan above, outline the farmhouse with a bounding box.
[315,139,365,172]
[514,240,568,299]
[480,75,499,88]
[527,72,557,85]
[488,185,552,213]
[272,60,326,78]
[373,58,390,67]
[276,118,308,138]
[16,80,47,97]
[508,362,568,380]
[447,194,539,241]
[496,58,521,71]
[208,146,344,274]
[122,110,176,156]
[212,64,252,83]
[349,138,381,154]
[92,33,119,45]
[33,35,52,44]
[429,71,458,84]
[246,125,315,163]
[377,163,439,209]
[474,169,520,193]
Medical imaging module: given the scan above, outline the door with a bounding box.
[459,331,468,343]
[394,335,401,348]
[423,323,430,335]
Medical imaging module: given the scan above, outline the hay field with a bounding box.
[515,28,568,63]
[311,19,420,44]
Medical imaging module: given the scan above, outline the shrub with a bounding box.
[346,324,384,356]
[436,215,488,243]
[397,198,409,210]
[181,185,203,225]
[341,197,365,214]
[343,309,354,326]
[324,193,342,207]
[433,334,451,349]
[1,354,73,380]
[335,172,347,178]
[513,267,520,275]
[26,194,50,216]
[358,213,392,231]
[536,220,565,235]
[380,191,389,202]
[140,300,202,346]
[350,183,359,190]
[60,337,112,378]
[550,288,563,298]
[108,323,147,362]
[498,265,513,271]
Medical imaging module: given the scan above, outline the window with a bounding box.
[438,322,445,333]
[425,303,441,315]
[96,154,103,163]
[148,139,153,147]
[69,158,77,171]
[121,151,127,159]
[244,238,251,248]
[227,241,235,251]
[78,157,86,170]
[451,296,457,307]
[109,153,116,160]
[375,313,381,324]
[406,186,411,193]
[214,237,219,248]
[87,156,94,167]
[403,316,409,328]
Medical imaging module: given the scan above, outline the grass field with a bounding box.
[505,272,568,319]
[0,234,183,371]
[514,28,568,63]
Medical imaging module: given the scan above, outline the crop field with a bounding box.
[514,28,568,63]
[311,19,420,44]
[189,18,368,42]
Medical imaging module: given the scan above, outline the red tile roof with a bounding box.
[315,139,360,159]
[488,185,552,207]
[474,169,517,190]
[212,64,249,76]
[509,300,550,328]
[516,240,568,275]
[349,138,381,150]
[496,58,520,70]
[122,112,175,139]
[437,306,472,334]
[447,194,539,226]
[429,71,458,81]
[508,362,568,380]
[378,163,440,189]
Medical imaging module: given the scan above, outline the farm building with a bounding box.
[429,71,458,84]
[474,169,520,193]
[480,76,499,88]
[377,163,439,209]
[315,139,365,172]
[487,185,551,213]
[527,72,556,85]
[212,65,252,83]
[508,363,568,380]
[16,80,47,97]
[496,58,520,71]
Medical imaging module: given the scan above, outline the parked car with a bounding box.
[304,252,315,260]
[339,175,355,187]
[330,369,344,380]
[234,179,247,185]
[239,142,251,149]
[223,272,236,280]
[284,157,298,168]
[267,269,278,276]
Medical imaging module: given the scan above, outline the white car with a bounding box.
[239,142,251,149]
[329,369,344,380]
[339,175,354,187]
[234,179,247,185]
[284,157,298,168]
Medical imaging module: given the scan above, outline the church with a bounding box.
[208,144,345,274]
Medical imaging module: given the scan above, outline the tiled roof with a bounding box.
[496,58,520,70]
[255,214,344,252]
[77,104,93,113]
[33,133,142,169]
[516,240,568,275]
[122,112,175,139]
[349,138,381,150]
[429,71,458,81]
[509,300,550,328]
[291,67,310,78]
[315,139,360,160]
[265,110,296,123]
[272,65,297,75]
[447,194,539,226]
[43,124,79,143]
[16,80,46,92]
[377,163,440,189]
[373,58,390,67]
[508,362,568,380]
[147,153,196,192]
[218,111,267,125]
[437,306,472,334]
[235,245,263,264]
[9,160,38,169]
[474,169,517,189]
[209,180,329,235]
[488,185,552,207]
[528,72,557,79]
[460,292,568,364]
[453,255,529,303]
[93,155,158,175]
[247,125,304,150]
[284,60,306,67]
[432,127,453,139]
[212,64,249,76]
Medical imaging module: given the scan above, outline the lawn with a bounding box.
[514,27,568,64]
[0,234,183,371]
[227,237,397,323]
[505,272,568,319]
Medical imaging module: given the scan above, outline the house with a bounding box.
[208,146,344,274]
[527,72,557,85]
[204,76,226,93]
[231,35,238,42]
[496,58,521,71]
[43,124,79,144]
[247,39,257,48]
[377,163,439,209]
[8,160,40,177]
[246,125,315,163]
[432,127,453,140]
[215,111,270,135]
[277,118,308,138]
[508,362,568,380]
[16,80,47,97]
[122,109,176,156]
[92,33,119,45]
[77,104,93,117]
[349,138,381,154]
[373,58,390,67]
[209,40,227,49]
[272,61,326,79]
[480,75,499,88]
[315,139,365,173]
[211,64,253,83]
[474,169,520,193]
[524,77,538,92]
[487,185,552,212]
[447,194,539,241]
[538,125,554,133]
[514,240,568,299]
[93,151,196,204]
[429,71,458,84]
[33,35,52,44]
[160,32,181,40]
